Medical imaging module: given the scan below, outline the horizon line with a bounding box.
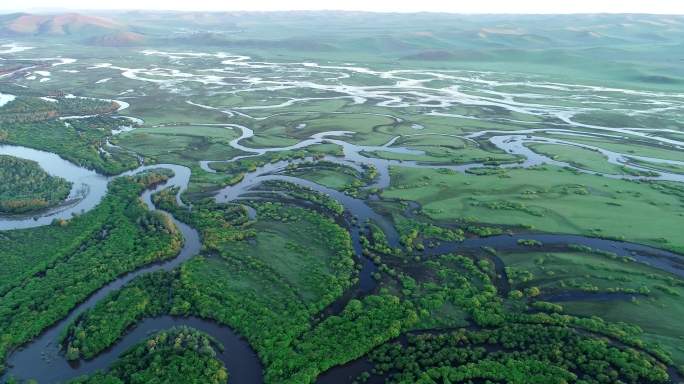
[0,9,683,16]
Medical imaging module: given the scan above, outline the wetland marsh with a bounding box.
[1,11,683,384]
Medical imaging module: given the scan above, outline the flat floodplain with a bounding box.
[0,11,684,384]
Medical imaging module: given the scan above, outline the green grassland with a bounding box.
[235,112,399,147]
[115,125,245,193]
[116,125,243,164]
[527,143,627,174]
[136,98,235,127]
[220,207,355,305]
[543,134,684,162]
[288,168,359,191]
[371,134,519,165]
[502,249,684,369]
[383,166,684,253]
[302,169,358,190]
[631,158,684,175]
[283,162,362,190]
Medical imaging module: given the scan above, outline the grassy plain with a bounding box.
[502,249,684,369]
[383,166,684,253]
[2,11,684,383]
[370,134,518,164]
[528,143,626,174]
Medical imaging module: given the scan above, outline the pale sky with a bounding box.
[1,0,683,14]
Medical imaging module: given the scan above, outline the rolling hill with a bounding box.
[0,12,124,36]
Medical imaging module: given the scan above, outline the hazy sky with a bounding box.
[1,0,683,14]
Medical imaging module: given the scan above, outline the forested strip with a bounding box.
[67,327,228,384]
[0,155,72,214]
[0,116,139,175]
[0,172,182,373]
[0,96,117,123]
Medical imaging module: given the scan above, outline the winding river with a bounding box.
[0,145,108,231]
[3,131,684,382]
[1,49,684,382]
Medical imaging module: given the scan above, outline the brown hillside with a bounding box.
[4,13,122,35]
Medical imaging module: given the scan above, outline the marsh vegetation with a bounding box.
[1,11,684,384]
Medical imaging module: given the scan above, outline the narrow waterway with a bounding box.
[2,113,684,383]
[0,145,108,230]
[2,45,684,383]
[3,136,684,383]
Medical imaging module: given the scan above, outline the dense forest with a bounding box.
[50,181,680,384]
[59,191,417,383]
[0,155,72,214]
[0,171,182,372]
[0,116,139,175]
[0,96,118,123]
[364,325,667,383]
[67,327,228,384]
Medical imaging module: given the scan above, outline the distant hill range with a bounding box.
[0,12,146,45]
[0,11,682,84]
[0,13,121,35]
